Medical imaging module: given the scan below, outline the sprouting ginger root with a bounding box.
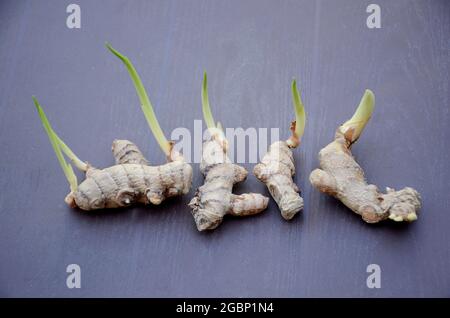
[309,90,421,223]
[33,97,193,211]
[254,80,305,220]
[188,73,269,231]
[32,44,193,211]
[189,132,269,231]
[65,140,192,210]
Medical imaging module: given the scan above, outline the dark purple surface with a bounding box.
[0,0,449,297]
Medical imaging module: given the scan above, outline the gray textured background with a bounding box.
[0,0,449,297]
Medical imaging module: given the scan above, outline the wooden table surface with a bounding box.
[0,0,449,297]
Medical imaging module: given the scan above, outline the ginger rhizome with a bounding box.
[188,72,269,231]
[309,90,421,223]
[254,80,306,220]
[33,44,192,210]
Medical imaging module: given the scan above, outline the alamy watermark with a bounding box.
[366,4,381,29]
[366,264,381,289]
[171,120,280,164]
[66,264,81,289]
[66,4,81,29]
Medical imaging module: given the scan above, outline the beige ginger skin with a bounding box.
[254,138,303,220]
[189,132,269,231]
[65,140,192,211]
[254,80,305,220]
[309,90,421,223]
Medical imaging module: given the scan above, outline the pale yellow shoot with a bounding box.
[341,89,375,143]
[291,79,306,139]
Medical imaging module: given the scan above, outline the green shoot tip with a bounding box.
[201,71,216,131]
[341,89,375,143]
[108,44,171,156]
[291,79,306,141]
[33,97,79,191]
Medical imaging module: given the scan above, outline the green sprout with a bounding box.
[33,97,87,191]
[201,71,226,141]
[201,72,216,130]
[291,79,306,140]
[341,89,375,143]
[54,134,87,172]
[106,43,171,157]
